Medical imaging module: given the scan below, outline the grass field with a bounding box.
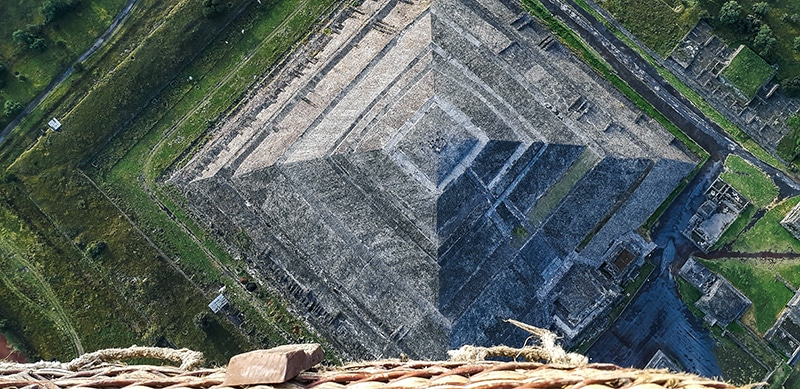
[0,0,338,363]
[721,155,778,208]
[713,327,769,386]
[597,0,701,57]
[699,258,793,334]
[720,46,775,100]
[731,196,800,253]
[0,0,127,129]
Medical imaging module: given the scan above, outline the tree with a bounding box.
[86,240,107,258]
[794,36,800,51]
[193,312,213,330]
[785,78,800,97]
[30,38,47,52]
[3,100,23,118]
[201,0,224,17]
[40,0,81,24]
[753,24,776,56]
[737,14,761,34]
[719,1,742,25]
[12,30,34,47]
[752,2,769,17]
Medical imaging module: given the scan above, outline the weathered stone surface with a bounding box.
[223,344,324,386]
[174,0,698,358]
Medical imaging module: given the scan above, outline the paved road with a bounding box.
[538,0,800,196]
[534,0,800,375]
[0,0,138,144]
[587,160,723,375]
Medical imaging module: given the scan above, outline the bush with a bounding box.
[30,38,47,52]
[201,0,225,17]
[753,24,776,56]
[2,173,18,184]
[12,30,34,47]
[752,2,769,17]
[783,77,800,97]
[719,1,742,25]
[86,240,107,257]
[193,312,213,330]
[3,100,23,118]
[40,0,81,24]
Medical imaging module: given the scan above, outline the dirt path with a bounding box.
[0,0,139,144]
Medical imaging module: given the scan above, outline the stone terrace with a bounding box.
[174,0,697,359]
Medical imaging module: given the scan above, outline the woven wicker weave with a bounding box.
[0,358,744,389]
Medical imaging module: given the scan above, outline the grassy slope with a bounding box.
[86,0,338,351]
[732,196,800,253]
[720,154,778,208]
[0,0,127,127]
[598,0,700,57]
[0,0,262,363]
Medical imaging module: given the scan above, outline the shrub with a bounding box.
[40,0,81,24]
[86,240,107,257]
[12,30,34,47]
[3,100,23,118]
[201,0,225,18]
[30,38,47,52]
[193,312,213,330]
[752,2,769,17]
[719,1,742,25]
[753,24,776,56]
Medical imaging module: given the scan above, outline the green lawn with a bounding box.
[721,154,778,208]
[699,258,793,334]
[713,328,769,386]
[732,196,800,253]
[597,0,701,57]
[720,46,776,100]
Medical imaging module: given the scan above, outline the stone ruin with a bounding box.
[781,201,800,241]
[668,22,799,154]
[172,0,697,359]
[679,257,751,327]
[683,178,748,252]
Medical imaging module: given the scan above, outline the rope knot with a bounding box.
[447,319,588,366]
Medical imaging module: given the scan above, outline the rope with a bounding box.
[447,320,588,366]
[0,346,204,371]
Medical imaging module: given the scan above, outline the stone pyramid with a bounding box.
[174,0,697,359]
